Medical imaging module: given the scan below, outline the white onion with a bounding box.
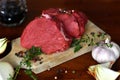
[88,63,120,80]
[0,62,14,80]
[0,38,8,54]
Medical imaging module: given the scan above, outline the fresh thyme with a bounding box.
[8,46,42,80]
[71,32,107,52]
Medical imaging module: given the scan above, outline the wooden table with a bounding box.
[0,0,120,80]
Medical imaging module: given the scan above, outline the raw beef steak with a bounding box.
[21,17,71,54]
[42,8,88,38]
[21,8,88,54]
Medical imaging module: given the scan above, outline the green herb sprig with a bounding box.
[105,43,113,48]
[71,32,107,52]
[71,38,83,52]
[8,46,42,80]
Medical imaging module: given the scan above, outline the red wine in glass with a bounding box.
[0,0,27,27]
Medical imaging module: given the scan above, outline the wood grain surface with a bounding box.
[0,0,120,80]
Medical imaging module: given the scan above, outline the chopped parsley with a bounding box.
[8,46,42,80]
[71,32,107,52]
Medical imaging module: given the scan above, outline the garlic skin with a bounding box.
[92,38,120,63]
[99,62,114,68]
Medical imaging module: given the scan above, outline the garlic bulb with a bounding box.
[92,38,120,63]
[0,38,8,54]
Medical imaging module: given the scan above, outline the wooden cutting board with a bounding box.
[0,20,111,74]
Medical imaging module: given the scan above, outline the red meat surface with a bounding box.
[57,13,80,38]
[42,8,88,38]
[21,17,71,54]
[71,10,88,37]
[42,8,60,16]
[21,8,88,54]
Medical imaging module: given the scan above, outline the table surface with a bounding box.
[0,0,120,80]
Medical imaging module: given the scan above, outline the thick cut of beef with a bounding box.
[71,10,88,37]
[42,8,88,38]
[21,17,71,54]
[57,13,80,38]
[21,8,88,54]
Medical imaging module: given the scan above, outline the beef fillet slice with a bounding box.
[21,17,71,54]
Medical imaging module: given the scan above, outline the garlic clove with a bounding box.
[104,38,120,60]
[88,64,120,80]
[110,42,120,59]
[0,38,8,54]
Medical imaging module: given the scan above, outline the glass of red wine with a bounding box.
[0,0,28,27]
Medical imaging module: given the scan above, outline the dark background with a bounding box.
[0,0,120,80]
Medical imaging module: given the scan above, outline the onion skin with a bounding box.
[0,38,8,54]
[88,63,120,80]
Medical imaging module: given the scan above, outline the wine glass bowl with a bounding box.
[0,0,28,27]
